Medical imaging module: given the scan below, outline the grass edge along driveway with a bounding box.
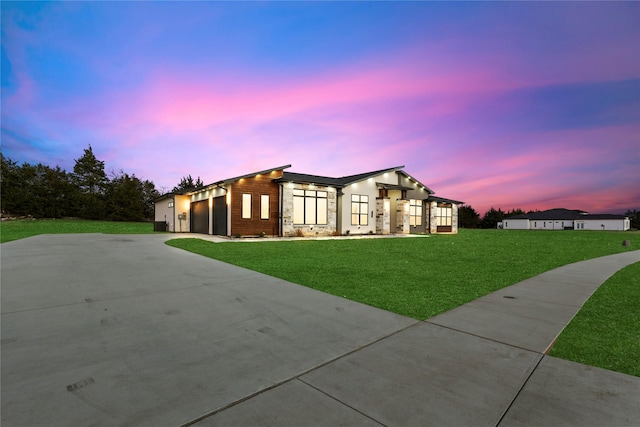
[0,219,155,243]
[165,230,637,319]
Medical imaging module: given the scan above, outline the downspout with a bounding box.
[219,185,229,236]
[279,183,283,237]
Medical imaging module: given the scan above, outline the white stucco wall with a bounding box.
[154,197,175,232]
[503,219,529,230]
[340,177,379,235]
[576,219,630,231]
[173,194,191,233]
[155,194,191,232]
[529,220,574,230]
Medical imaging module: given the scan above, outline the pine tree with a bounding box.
[172,174,204,192]
[72,145,108,219]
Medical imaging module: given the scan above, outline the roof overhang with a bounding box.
[396,170,435,194]
[216,164,292,186]
[376,183,414,191]
[429,195,464,204]
[185,164,293,195]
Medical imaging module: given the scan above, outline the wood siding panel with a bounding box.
[230,170,283,236]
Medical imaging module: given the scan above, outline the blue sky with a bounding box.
[2,1,639,214]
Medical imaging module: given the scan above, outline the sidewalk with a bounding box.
[193,250,640,426]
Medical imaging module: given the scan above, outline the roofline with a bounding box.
[154,192,180,202]
[396,170,435,194]
[216,164,292,185]
[274,172,343,187]
[185,164,293,194]
[339,165,405,185]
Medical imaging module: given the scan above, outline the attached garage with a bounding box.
[190,200,209,234]
[212,195,227,235]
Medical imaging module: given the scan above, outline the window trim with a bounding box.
[351,194,369,226]
[242,193,252,219]
[260,194,269,220]
[435,204,452,226]
[293,189,328,225]
[409,199,422,226]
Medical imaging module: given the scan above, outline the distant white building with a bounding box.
[502,208,630,231]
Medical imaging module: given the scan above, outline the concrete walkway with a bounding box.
[1,234,638,426]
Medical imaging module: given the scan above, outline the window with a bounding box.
[293,189,327,225]
[351,194,368,226]
[260,195,269,220]
[242,194,251,219]
[409,199,422,226]
[168,201,174,208]
[436,205,452,226]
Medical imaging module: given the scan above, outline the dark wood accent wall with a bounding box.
[229,170,283,236]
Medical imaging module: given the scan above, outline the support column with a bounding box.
[376,198,391,234]
[395,199,409,234]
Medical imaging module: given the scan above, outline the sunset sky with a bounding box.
[2,1,639,215]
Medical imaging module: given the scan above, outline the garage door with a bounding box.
[190,200,209,234]
[213,196,227,235]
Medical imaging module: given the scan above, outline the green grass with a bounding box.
[166,229,638,320]
[550,261,640,377]
[0,218,155,243]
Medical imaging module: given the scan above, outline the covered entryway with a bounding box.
[213,195,227,236]
[190,200,209,234]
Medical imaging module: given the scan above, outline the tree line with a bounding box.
[4,149,637,229]
[1,146,162,222]
[458,205,640,230]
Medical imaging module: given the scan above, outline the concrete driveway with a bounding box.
[2,234,639,426]
[1,234,415,426]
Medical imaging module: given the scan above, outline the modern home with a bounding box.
[154,165,463,237]
[501,208,630,231]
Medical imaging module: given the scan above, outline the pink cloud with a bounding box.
[2,2,637,214]
[425,123,639,215]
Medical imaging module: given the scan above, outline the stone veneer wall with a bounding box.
[451,204,459,233]
[376,198,391,235]
[281,184,337,237]
[429,201,438,234]
[395,199,409,234]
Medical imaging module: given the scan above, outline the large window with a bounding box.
[260,195,269,220]
[436,205,452,226]
[293,189,327,225]
[351,194,368,226]
[242,193,252,219]
[409,199,422,226]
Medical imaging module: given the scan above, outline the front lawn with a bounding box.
[550,261,640,377]
[166,229,637,320]
[0,219,155,243]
